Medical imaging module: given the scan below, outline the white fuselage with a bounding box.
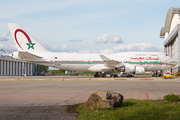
[8,23,177,74]
[22,51,176,72]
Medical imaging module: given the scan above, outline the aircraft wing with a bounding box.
[18,51,42,60]
[99,55,122,67]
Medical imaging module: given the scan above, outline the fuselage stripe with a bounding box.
[31,61,174,66]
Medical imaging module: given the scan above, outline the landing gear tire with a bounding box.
[101,74,106,77]
[94,72,106,78]
[94,72,99,77]
[94,74,98,77]
[110,74,118,78]
[114,74,118,77]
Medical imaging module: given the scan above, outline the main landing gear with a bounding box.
[94,72,106,77]
[110,74,118,77]
[94,72,118,78]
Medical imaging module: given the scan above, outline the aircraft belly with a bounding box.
[144,64,166,71]
[58,64,93,71]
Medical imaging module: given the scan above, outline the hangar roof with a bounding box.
[160,8,180,37]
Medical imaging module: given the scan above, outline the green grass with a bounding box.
[75,99,180,120]
[163,93,180,102]
[136,73,152,76]
[78,72,96,75]
[49,70,66,75]
[48,70,95,75]
[49,70,152,76]
[50,70,65,73]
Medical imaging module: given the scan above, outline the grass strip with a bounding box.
[75,99,180,120]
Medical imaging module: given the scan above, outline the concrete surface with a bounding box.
[0,80,180,106]
[0,105,78,120]
[0,77,180,120]
[0,75,173,81]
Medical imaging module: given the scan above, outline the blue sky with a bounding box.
[0,0,179,53]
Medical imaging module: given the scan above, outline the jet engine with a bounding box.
[134,66,145,74]
[116,64,136,73]
[115,64,145,74]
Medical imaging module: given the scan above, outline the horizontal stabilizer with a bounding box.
[18,51,42,60]
[99,55,121,67]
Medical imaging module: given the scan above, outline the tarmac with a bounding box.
[0,75,178,81]
[0,76,180,120]
[0,75,179,106]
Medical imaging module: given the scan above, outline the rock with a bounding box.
[85,91,123,110]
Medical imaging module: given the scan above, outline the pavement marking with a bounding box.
[146,93,149,100]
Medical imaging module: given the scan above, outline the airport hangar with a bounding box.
[160,7,180,74]
[0,50,39,76]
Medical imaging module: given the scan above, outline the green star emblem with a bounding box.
[26,41,35,50]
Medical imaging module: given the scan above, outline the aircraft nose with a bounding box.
[168,59,177,66]
[174,60,178,66]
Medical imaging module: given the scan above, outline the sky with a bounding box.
[0,0,179,54]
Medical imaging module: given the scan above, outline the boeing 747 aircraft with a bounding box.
[8,23,177,77]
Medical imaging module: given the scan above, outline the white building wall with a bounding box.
[164,29,179,74]
[162,8,180,74]
[172,36,178,61]
[171,36,179,73]
[178,31,180,70]
[170,14,180,33]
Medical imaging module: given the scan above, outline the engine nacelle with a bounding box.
[116,64,145,74]
[123,64,136,73]
[116,64,136,73]
[135,66,145,74]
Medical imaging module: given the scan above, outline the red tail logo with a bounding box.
[14,29,35,50]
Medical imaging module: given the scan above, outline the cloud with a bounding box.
[45,44,71,52]
[78,50,91,53]
[95,34,109,43]
[69,39,82,42]
[113,43,163,52]
[0,43,16,51]
[78,50,98,54]
[44,43,163,53]
[95,34,123,44]
[0,31,10,41]
[78,43,163,54]
[100,49,113,54]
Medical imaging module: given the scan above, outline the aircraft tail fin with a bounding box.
[7,23,49,53]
